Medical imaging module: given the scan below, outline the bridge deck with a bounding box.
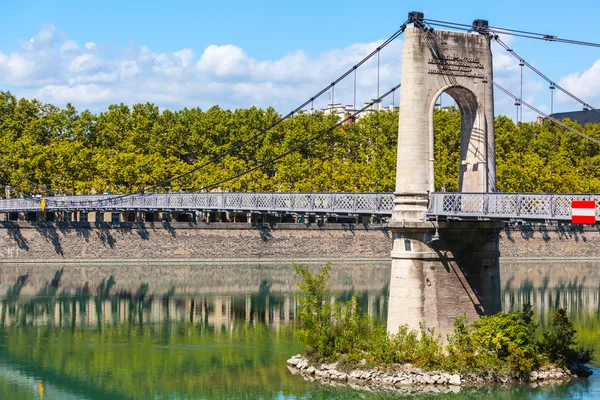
[0,192,596,222]
[0,192,395,216]
[428,192,599,222]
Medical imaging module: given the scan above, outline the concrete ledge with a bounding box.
[501,256,600,262]
[387,221,505,230]
[0,258,392,266]
[391,251,500,260]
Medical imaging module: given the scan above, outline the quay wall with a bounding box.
[0,222,391,262]
[2,222,600,263]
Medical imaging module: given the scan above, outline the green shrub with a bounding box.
[520,302,538,335]
[293,265,592,377]
[387,325,419,364]
[294,263,371,360]
[294,263,335,357]
[445,306,541,376]
[331,293,371,357]
[472,311,540,375]
[539,308,594,367]
[366,324,395,364]
[412,326,444,370]
[445,317,480,372]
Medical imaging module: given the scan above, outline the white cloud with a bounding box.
[0,50,58,85]
[38,84,111,105]
[21,24,59,51]
[196,44,249,77]
[68,53,104,73]
[117,59,139,79]
[1,24,596,122]
[60,40,79,53]
[0,25,405,112]
[174,48,194,68]
[557,59,600,108]
[138,45,152,62]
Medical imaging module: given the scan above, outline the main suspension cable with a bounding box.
[423,18,600,48]
[491,36,600,118]
[0,158,55,198]
[63,21,409,206]
[191,84,401,193]
[493,81,600,145]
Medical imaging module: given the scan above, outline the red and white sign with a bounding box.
[572,200,596,224]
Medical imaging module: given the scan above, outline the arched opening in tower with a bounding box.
[432,85,489,193]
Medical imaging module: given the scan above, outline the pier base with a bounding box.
[387,221,502,337]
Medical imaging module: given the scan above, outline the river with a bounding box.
[0,260,598,399]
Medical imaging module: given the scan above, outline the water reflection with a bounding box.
[0,291,388,332]
[0,261,598,399]
[502,262,600,368]
[0,284,388,400]
[503,277,600,318]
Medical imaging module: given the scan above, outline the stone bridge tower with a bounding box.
[387,14,502,336]
[394,16,496,220]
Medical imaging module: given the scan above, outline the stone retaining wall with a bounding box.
[1,222,599,263]
[500,225,600,258]
[0,222,392,262]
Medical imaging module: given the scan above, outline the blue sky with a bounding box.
[1,0,599,119]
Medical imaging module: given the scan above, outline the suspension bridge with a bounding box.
[0,13,598,226]
[2,11,599,335]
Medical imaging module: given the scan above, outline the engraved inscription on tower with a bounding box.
[428,54,485,79]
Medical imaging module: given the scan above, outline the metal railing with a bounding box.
[428,192,600,222]
[2,192,595,222]
[0,192,396,215]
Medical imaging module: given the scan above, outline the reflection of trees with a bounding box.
[0,269,388,332]
[0,283,595,398]
[503,279,600,366]
[503,278,600,318]
[0,284,386,399]
[0,321,302,399]
[0,276,389,398]
[0,290,387,332]
[0,270,390,399]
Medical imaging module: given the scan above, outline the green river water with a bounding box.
[0,261,598,399]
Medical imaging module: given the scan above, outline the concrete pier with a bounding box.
[389,19,500,335]
[387,221,502,336]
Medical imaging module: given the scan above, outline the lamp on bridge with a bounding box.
[426,218,440,245]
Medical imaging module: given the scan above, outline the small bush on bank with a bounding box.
[445,313,539,376]
[294,263,371,360]
[540,308,594,367]
[294,264,593,377]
